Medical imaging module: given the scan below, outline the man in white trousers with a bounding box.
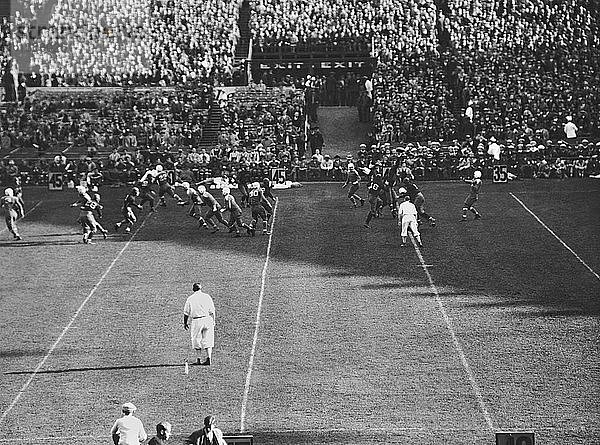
[183,283,216,366]
[398,194,423,247]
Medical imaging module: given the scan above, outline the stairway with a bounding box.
[199,96,222,147]
[235,0,251,63]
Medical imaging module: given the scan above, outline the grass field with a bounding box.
[0,179,598,445]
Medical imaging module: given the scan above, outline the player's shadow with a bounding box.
[4,363,186,375]
[0,240,83,247]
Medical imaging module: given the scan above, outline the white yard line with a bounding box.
[510,192,600,281]
[0,214,151,425]
[409,234,496,432]
[0,200,42,235]
[2,147,22,158]
[240,198,279,433]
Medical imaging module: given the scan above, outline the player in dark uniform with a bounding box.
[383,163,398,217]
[1,188,24,240]
[138,179,157,213]
[153,165,183,207]
[462,170,482,220]
[363,166,384,228]
[237,165,251,207]
[198,185,229,233]
[247,182,270,236]
[262,177,275,204]
[222,187,251,237]
[114,187,143,233]
[402,177,436,226]
[342,163,365,208]
[71,185,102,244]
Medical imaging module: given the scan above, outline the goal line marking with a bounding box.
[510,192,599,281]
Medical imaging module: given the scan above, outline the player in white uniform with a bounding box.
[398,194,423,247]
[1,188,24,240]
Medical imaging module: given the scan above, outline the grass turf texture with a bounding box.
[0,179,598,444]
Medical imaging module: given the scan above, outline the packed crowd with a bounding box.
[0,86,213,154]
[442,0,600,142]
[5,0,243,86]
[250,0,439,55]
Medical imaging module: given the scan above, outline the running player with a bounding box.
[222,187,251,237]
[462,170,482,220]
[138,179,157,213]
[142,165,183,207]
[363,166,384,228]
[71,185,102,244]
[342,163,365,208]
[1,188,24,240]
[114,187,143,233]
[89,185,109,238]
[248,182,270,236]
[179,182,208,229]
[198,185,229,233]
[402,177,436,226]
[262,177,275,204]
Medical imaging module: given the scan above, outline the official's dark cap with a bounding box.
[193,283,201,292]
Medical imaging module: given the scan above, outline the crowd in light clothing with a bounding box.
[5,0,243,86]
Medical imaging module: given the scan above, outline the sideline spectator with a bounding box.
[110,402,147,445]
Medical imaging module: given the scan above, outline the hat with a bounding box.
[490,136,496,142]
[359,143,366,148]
[122,402,137,412]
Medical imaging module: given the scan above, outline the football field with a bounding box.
[0,179,598,444]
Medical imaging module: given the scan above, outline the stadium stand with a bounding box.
[0,0,598,185]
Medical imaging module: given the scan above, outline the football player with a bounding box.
[402,177,436,226]
[1,188,24,240]
[247,182,270,236]
[114,187,143,234]
[71,185,102,244]
[141,165,183,207]
[341,163,365,208]
[222,187,252,237]
[138,178,157,213]
[262,177,275,204]
[462,170,482,220]
[363,165,384,228]
[198,185,229,233]
[178,182,208,229]
[89,185,109,238]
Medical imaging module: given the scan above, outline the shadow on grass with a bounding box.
[0,349,50,358]
[4,362,188,375]
[15,183,600,318]
[0,240,84,247]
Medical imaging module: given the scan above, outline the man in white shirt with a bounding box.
[487,136,501,161]
[563,116,578,140]
[398,194,423,247]
[465,101,474,122]
[110,402,147,445]
[183,283,216,365]
[364,76,373,99]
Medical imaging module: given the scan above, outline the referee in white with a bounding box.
[183,283,216,366]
